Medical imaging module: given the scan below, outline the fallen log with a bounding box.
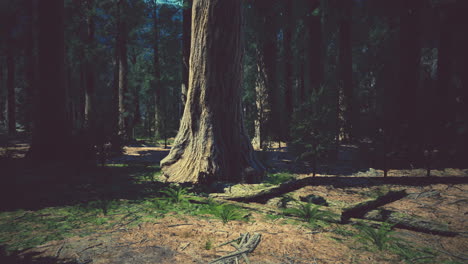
[341,190,407,223]
[363,209,458,237]
[225,176,468,203]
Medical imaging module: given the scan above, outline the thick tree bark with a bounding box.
[160,0,265,183]
[0,60,4,124]
[338,1,353,143]
[29,0,70,161]
[283,0,294,139]
[84,0,96,132]
[117,0,129,140]
[181,0,192,116]
[6,41,15,135]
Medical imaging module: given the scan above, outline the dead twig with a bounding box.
[210,233,261,264]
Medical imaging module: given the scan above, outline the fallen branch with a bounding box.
[341,190,407,223]
[209,233,261,264]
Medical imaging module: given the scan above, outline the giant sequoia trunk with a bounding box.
[160,0,265,183]
[24,0,35,132]
[308,1,323,93]
[181,0,192,115]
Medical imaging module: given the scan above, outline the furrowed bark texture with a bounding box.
[160,0,265,183]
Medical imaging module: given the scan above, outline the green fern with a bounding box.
[159,186,189,204]
[215,204,243,224]
[285,203,333,225]
[356,222,397,251]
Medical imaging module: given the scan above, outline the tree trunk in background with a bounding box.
[6,40,15,135]
[29,0,70,161]
[338,1,353,143]
[117,0,129,141]
[84,0,96,133]
[160,0,265,183]
[0,59,4,124]
[398,3,421,160]
[252,0,275,150]
[153,4,163,141]
[308,0,322,93]
[24,0,35,132]
[181,0,192,117]
[283,0,293,140]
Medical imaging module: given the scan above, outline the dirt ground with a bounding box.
[1,141,467,263]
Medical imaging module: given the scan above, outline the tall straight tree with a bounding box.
[338,0,353,142]
[6,36,15,135]
[398,0,422,156]
[29,0,69,160]
[117,0,129,140]
[252,0,276,150]
[24,0,35,132]
[84,0,96,132]
[160,0,265,183]
[308,0,323,93]
[152,2,163,143]
[283,0,294,139]
[181,0,192,115]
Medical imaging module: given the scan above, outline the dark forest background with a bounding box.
[0,0,467,171]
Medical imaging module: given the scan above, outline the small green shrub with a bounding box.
[215,204,243,224]
[204,239,213,250]
[285,203,333,226]
[160,185,189,204]
[355,222,397,251]
[265,173,295,185]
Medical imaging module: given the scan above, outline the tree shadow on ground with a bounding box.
[0,152,170,212]
[0,246,77,264]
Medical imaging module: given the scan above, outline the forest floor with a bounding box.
[0,139,467,264]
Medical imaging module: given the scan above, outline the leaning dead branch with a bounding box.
[209,233,262,264]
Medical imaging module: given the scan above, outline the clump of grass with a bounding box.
[215,204,244,224]
[265,173,295,185]
[160,185,189,204]
[285,203,334,226]
[355,221,397,251]
[204,239,213,250]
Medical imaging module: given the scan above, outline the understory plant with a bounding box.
[215,204,244,224]
[285,203,334,226]
[160,185,189,204]
[355,221,397,251]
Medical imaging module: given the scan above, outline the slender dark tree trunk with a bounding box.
[398,3,421,160]
[283,0,294,140]
[24,0,35,132]
[153,4,163,141]
[6,40,15,135]
[181,0,192,117]
[338,1,353,143]
[29,0,70,161]
[117,0,129,141]
[0,59,4,124]
[84,0,96,132]
[308,0,322,92]
[161,0,265,183]
[252,0,275,150]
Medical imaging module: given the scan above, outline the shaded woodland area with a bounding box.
[0,0,467,263]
